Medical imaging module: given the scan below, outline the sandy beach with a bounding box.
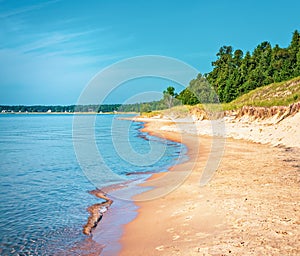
[119,114,300,255]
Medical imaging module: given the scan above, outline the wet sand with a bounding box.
[119,120,300,255]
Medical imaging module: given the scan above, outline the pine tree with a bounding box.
[289,30,300,76]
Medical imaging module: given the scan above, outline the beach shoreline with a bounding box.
[81,118,188,255]
[119,117,300,255]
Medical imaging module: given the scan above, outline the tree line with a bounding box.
[0,102,170,113]
[176,30,300,104]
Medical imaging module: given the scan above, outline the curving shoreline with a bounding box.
[80,118,191,255]
[119,117,300,255]
[81,111,299,255]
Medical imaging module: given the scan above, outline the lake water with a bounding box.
[0,114,186,255]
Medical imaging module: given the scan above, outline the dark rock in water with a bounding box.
[126,170,155,176]
[83,189,113,236]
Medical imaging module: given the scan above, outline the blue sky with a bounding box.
[1,0,299,105]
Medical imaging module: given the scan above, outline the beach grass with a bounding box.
[222,76,300,110]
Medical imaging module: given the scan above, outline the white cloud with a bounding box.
[0,1,135,104]
[0,0,60,19]
[0,29,128,104]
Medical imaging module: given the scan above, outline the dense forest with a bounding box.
[2,30,299,113]
[178,30,300,104]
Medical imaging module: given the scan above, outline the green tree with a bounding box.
[176,88,199,105]
[190,74,218,103]
[207,46,234,102]
[140,103,151,113]
[247,41,273,87]
[177,74,218,104]
[295,50,300,76]
[289,30,300,77]
[271,44,291,82]
[163,86,177,108]
[175,30,300,104]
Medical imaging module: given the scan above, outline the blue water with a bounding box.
[0,114,186,255]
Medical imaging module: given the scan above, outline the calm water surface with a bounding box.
[0,114,185,255]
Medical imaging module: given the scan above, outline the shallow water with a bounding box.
[0,114,186,255]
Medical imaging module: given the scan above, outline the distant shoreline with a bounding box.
[0,111,139,115]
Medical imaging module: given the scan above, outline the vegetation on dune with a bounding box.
[140,76,300,118]
[206,30,300,103]
[223,76,300,110]
[152,29,300,116]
